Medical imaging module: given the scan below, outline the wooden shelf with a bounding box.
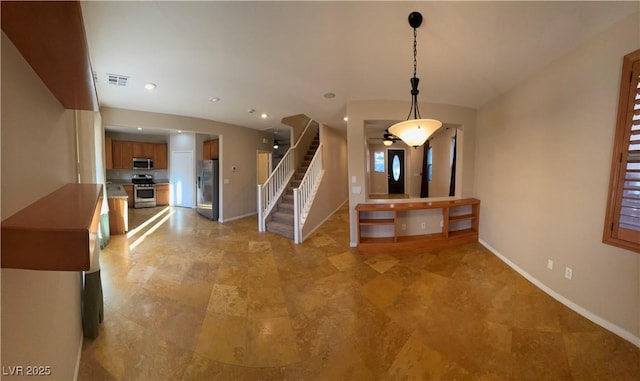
[449,214,476,222]
[359,218,395,225]
[356,198,480,253]
[1,184,103,271]
[360,236,396,244]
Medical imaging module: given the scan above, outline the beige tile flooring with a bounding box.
[78,204,639,380]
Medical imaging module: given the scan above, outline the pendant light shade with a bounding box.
[390,11,442,148]
[388,118,441,148]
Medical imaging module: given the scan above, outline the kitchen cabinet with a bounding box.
[133,142,154,159]
[123,184,134,208]
[110,140,168,169]
[203,139,219,160]
[156,184,169,206]
[107,198,128,234]
[105,137,113,170]
[112,141,133,169]
[154,143,168,169]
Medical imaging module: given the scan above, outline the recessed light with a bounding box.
[144,82,157,90]
[343,116,349,122]
[261,113,269,119]
[209,97,220,103]
[178,130,182,133]
[247,108,256,114]
[323,92,336,99]
[137,127,142,131]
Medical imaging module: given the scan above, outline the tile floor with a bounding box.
[78,204,640,380]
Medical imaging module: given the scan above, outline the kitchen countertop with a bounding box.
[106,184,128,199]
[107,179,170,185]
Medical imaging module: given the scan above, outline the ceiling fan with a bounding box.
[382,130,401,146]
[367,130,401,146]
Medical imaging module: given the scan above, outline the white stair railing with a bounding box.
[293,143,324,243]
[257,151,294,231]
[257,118,315,231]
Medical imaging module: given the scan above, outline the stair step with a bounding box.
[272,211,294,223]
[278,202,294,212]
[266,220,294,239]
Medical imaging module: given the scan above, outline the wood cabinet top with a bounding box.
[1,184,103,271]
[356,198,480,211]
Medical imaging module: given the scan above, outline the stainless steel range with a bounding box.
[132,174,156,208]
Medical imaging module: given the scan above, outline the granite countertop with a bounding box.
[106,184,128,199]
[107,179,132,185]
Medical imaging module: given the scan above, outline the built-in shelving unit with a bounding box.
[1,184,103,270]
[355,198,480,253]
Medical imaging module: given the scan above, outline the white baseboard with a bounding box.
[73,333,83,381]
[220,211,257,223]
[479,239,640,348]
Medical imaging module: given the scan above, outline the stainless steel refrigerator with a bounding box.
[196,159,219,220]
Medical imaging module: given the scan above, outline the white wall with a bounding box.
[475,13,640,343]
[1,32,83,381]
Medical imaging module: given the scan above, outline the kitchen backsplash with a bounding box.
[106,169,169,181]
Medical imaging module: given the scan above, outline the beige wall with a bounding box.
[1,32,84,380]
[346,100,476,246]
[101,107,273,221]
[475,13,640,343]
[302,124,349,239]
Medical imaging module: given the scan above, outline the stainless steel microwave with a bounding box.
[132,158,153,170]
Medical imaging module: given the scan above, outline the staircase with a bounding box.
[265,132,320,239]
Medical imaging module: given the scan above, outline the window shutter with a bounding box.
[604,49,640,252]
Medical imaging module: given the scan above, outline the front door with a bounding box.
[388,149,405,194]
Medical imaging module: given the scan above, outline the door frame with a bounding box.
[387,148,406,195]
[256,150,273,184]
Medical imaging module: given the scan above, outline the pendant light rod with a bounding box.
[389,11,442,148]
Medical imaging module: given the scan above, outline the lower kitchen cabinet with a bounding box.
[156,184,169,206]
[107,198,128,234]
[123,184,134,208]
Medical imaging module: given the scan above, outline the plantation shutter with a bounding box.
[604,50,640,252]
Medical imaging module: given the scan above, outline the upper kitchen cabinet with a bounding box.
[109,140,168,169]
[133,142,154,159]
[153,143,168,169]
[112,141,133,169]
[203,139,219,160]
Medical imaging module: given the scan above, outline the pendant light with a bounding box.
[388,11,442,148]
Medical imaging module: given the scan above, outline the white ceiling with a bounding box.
[81,1,638,132]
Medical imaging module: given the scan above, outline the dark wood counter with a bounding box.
[1,183,103,271]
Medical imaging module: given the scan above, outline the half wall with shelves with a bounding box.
[355,198,480,253]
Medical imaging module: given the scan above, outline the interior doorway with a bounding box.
[257,151,272,184]
[387,149,405,194]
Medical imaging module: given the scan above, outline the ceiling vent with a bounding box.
[107,74,129,87]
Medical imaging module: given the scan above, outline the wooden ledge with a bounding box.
[356,198,480,211]
[1,184,103,271]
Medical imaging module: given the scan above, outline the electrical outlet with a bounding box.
[547,259,554,270]
[401,223,406,230]
[565,267,573,280]
[421,222,426,229]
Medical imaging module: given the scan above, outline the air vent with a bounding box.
[107,74,129,87]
